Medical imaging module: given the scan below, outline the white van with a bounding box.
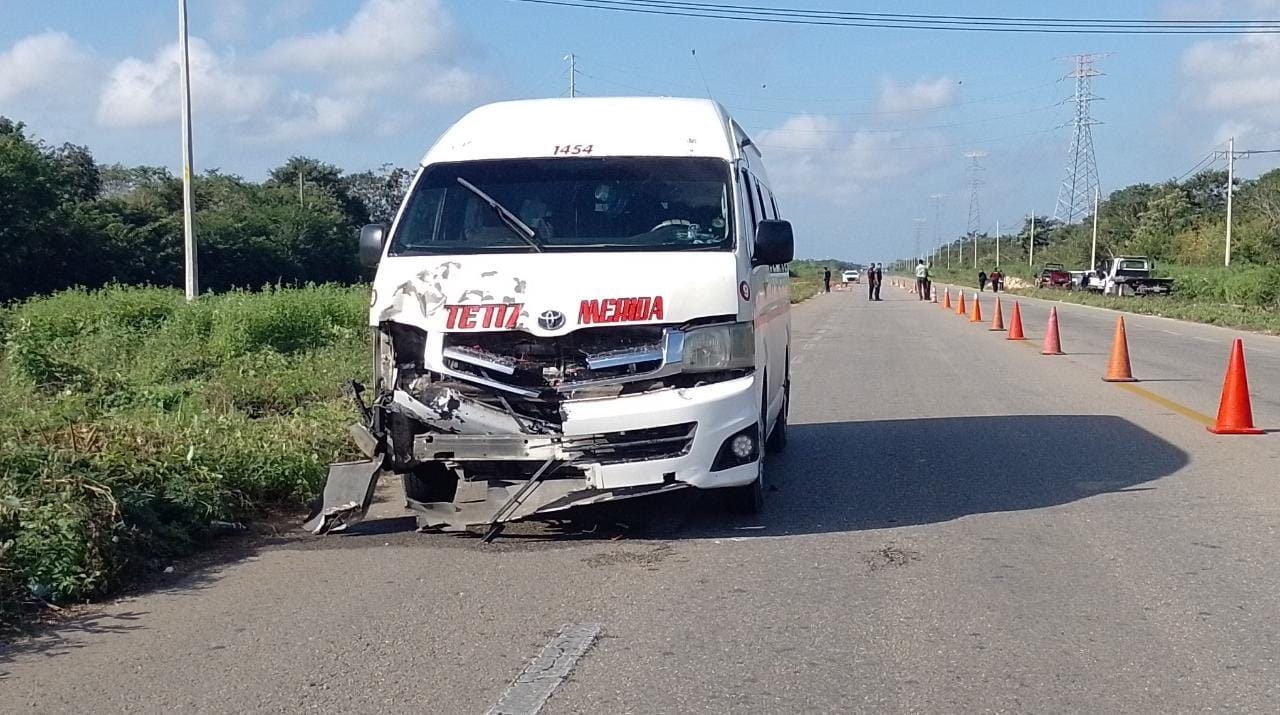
[306,97,794,536]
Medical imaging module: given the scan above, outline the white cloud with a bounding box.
[92,0,485,141]
[0,31,91,103]
[757,115,946,204]
[261,0,482,104]
[97,38,273,128]
[250,92,365,142]
[266,0,456,72]
[1181,33,1280,133]
[876,77,958,114]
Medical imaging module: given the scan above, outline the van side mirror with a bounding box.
[753,220,794,266]
[359,223,389,268]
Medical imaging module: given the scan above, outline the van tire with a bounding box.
[403,462,458,505]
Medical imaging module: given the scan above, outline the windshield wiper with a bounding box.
[455,178,542,252]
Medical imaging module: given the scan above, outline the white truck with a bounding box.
[1083,256,1174,296]
[306,97,794,537]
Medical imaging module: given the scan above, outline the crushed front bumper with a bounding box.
[305,374,761,535]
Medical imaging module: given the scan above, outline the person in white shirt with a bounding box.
[914,260,931,301]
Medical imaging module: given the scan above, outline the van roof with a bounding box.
[421,96,750,165]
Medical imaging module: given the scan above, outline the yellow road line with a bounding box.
[1115,383,1216,427]
[1002,339,1215,427]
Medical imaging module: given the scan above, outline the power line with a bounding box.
[508,0,1280,34]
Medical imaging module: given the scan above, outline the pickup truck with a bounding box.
[1035,263,1072,289]
[1083,256,1174,296]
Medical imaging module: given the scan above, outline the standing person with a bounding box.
[914,259,929,301]
[978,269,988,292]
[867,261,877,301]
[990,267,1003,293]
[823,266,832,293]
[873,263,884,301]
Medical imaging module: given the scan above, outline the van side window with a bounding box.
[741,171,758,231]
[769,192,780,219]
[755,180,771,221]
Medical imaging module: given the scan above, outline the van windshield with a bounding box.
[389,157,733,255]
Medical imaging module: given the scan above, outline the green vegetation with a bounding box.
[0,117,859,629]
[1,116,410,304]
[0,285,367,629]
[906,166,1280,332]
[789,259,857,303]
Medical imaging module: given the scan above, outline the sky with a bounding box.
[6,0,1280,262]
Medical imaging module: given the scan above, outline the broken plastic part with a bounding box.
[302,458,383,534]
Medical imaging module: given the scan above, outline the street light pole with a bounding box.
[179,0,198,300]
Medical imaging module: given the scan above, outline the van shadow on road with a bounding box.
[607,414,1189,540]
[280,415,1189,545]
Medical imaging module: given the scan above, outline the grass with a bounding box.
[928,268,1280,335]
[0,285,367,630]
[0,268,838,630]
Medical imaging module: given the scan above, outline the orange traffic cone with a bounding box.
[1207,339,1263,435]
[1007,302,1026,340]
[943,288,952,309]
[931,286,938,303]
[989,297,1005,331]
[1103,317,1136,382]
[1042,307,1064,355]
[969,293,983,323]
[955,291,967,316]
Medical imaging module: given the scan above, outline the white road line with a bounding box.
[486,623,601,715]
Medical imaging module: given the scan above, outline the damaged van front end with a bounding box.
[304,97,793,537]
[305,259,764,536]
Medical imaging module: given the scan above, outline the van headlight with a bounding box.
[681,322,754,372]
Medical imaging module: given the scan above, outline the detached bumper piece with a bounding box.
[302,458,384,535]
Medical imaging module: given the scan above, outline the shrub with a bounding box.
[0,284,369,628]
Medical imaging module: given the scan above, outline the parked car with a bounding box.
[1035,263,1072,289]
[842,269,860,284]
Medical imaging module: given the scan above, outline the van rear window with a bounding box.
[390,157,734,255]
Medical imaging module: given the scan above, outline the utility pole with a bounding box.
[1226,136,1234,266]
[1053,53,1106,224]
[566,53,578,97]
[298,170,304,207]
[931,193,945,265]
[178,0,198,300]
[1210,137,1265,267]
[995,219,1000,267]
[913,218,926,262]
[1029,213,1035,268]
[1090,187,1100,269]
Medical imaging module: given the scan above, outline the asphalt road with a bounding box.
[4,286,1280,714]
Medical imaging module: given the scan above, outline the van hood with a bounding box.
[370,252,742,336]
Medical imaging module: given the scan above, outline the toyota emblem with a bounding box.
[537,309,566,331]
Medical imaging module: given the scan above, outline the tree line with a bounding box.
[929,168,1280,274]
[0,116,412,303]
